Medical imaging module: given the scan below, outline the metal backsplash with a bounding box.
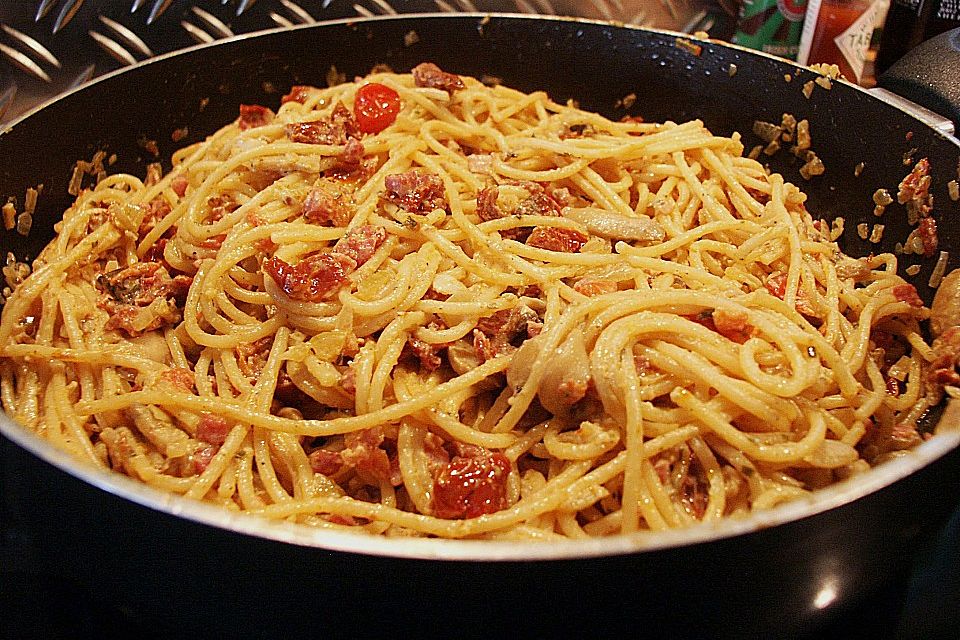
[0,0,709,123]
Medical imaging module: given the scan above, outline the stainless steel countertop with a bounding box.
[0,0,708,123]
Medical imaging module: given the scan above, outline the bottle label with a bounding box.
[833,0,884,82]
[734,0,810,60]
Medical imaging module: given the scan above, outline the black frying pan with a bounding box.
[2,15,960,639]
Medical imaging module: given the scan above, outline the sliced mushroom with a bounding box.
[448,338,500,391]
[505,329,591,416]
[129,331,171,364]
[562,206,664,242]
[125,404,192,458]
[449,338,483,377]
[537,328,591,415]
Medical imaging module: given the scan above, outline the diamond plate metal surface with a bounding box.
[0,0,708,123]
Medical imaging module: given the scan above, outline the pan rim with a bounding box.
[3,410,958,561]
[2,13,959,562]
[0,13,957,149]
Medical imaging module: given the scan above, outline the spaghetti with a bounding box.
[0,64,938,539]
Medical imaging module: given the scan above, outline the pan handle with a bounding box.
[876,28,960,135]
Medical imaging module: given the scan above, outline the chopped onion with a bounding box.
[129,331,172,364]
[803,439,858,468]
[126,404,192,458]
[752,120,781,143]
[930,250,950,288]
[467,154,493,174]
[887,356,912,382]
[873,188,893,206]
[431,272,466,295]
[2,203,15,231]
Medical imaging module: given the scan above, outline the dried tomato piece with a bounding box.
[281,85,312,104]
[238,104,274,130]
[412,62,465,93]
[197,413,230,445]
[526,226,588,252]
[264,253,355,302]
[892,283,923,307]
[764,272,787,299]
[334,225,386,266]
[383,171,447,213]
[432,446,511,519]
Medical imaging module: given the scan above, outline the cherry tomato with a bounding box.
[353,82,401,134]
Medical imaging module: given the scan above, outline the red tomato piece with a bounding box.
[353,83,400,134]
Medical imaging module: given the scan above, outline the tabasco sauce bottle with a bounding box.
[797,0,890,84]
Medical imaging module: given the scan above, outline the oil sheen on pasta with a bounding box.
[0,64,938,540]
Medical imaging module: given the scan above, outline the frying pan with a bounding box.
[2,15,960,639]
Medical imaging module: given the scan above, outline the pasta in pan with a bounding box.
[0,64,940,540]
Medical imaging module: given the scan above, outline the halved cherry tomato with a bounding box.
[353,82,401,134]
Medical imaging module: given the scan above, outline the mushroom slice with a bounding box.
[562,206,664,243]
